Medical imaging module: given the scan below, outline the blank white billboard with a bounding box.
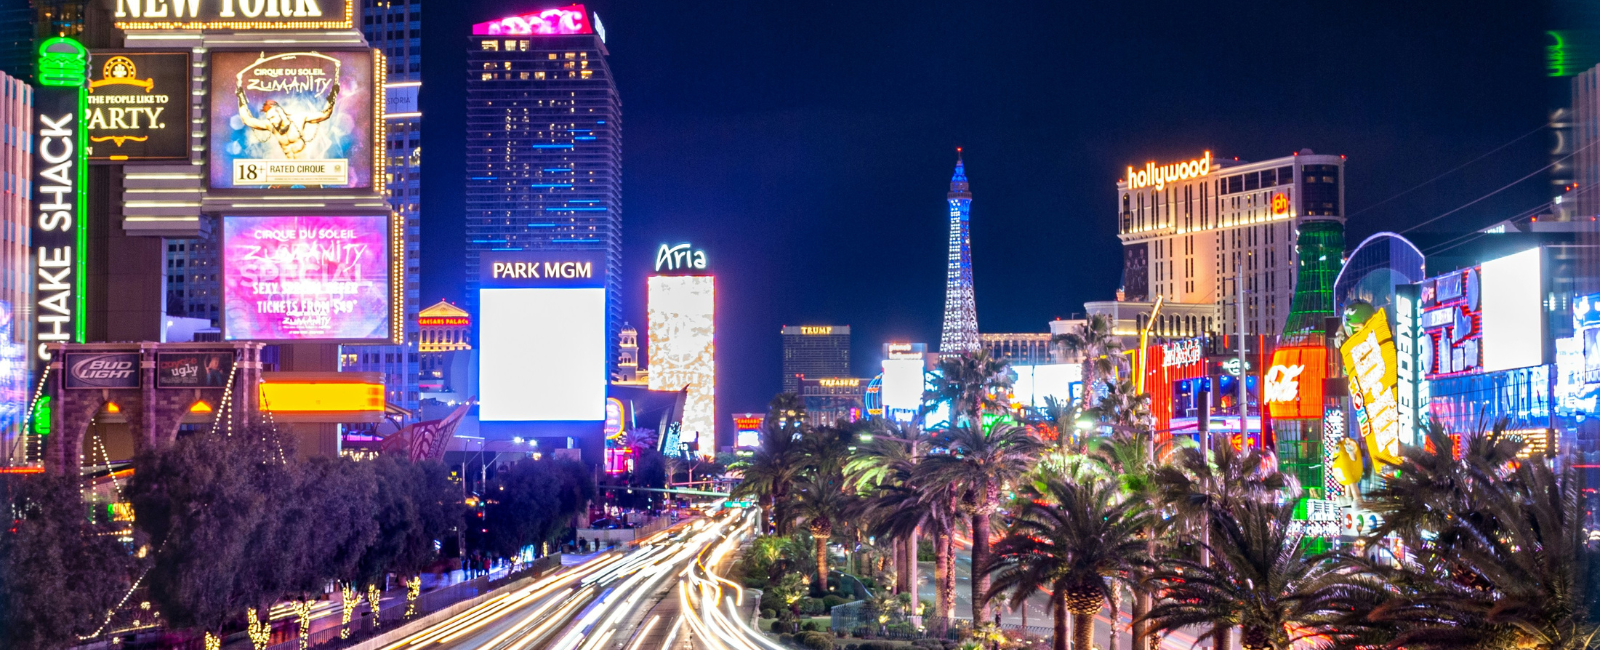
[479,287,606,421]
[881,358,925,421]
[1480,248,1544,373]
[1011,364,1083,410]
[648,276,715,455]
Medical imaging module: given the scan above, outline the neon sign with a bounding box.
[653,242,708,273]
[1265,346,1325,419]
[472,5,591,36]
[1271,193,1288,214]
[818,378,860,388]
[1125,151,1211,191]
[114,0,352,30]
[1161,338,1203,368]
[32,38,89,372]
[800,326,833,335]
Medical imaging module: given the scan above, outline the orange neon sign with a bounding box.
[260,382,384,413]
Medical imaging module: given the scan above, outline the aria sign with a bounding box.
[1126,151,1212,191]
[654,243,708,274]
[32,38,89,373]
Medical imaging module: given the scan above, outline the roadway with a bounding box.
[375,508,760,650]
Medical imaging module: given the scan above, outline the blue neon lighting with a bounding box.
[545,207,607,211]
[595,120,605,124]
[532,144,574,149]
[543,168,574,172]
[530,183,574,188]
[570,129,592,133]
[470,176,495,180]
[574,136,596,141]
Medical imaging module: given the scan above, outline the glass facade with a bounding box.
[781,326,851,395]
[1283,220,1344,336]
[464,31,622,371]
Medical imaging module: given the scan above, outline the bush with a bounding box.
[802,620,824,632]
[852,625,875,638]
[845,645,859,650]
[762,608,777,619]
[858,642,899,650]
[913,640,944,649]
[799,597,826,616]
[822,595,848,611]
[799,631,834,650]
[859,576,877,590]
[886,623,914,636]
[777,607,798,622]
[780,634,796,647]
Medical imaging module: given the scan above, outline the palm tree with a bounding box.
[1052,314,1125,409]
[1087,427,1165,650]
[987,473,1154,650]
[847,420,928,599]
[731,394,811,534]
[1088,378,1152,435]
[1152,438,1287,650]
[1143,497,1370,650]
[1360,419,1522,553]
[792,426,854,592]
[922,422,1046,624]
[924,349,1012,427]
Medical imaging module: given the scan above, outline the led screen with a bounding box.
[209,49,374,189]
[222,215,390,341]
[1011,364,1082,410]
[479,287,605,421]
[1480,247,1544,373]
[647,276,715,450]
[880,358,924,421]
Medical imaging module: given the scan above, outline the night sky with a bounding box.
[421,0,1554,423]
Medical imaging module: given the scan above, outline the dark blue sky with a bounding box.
[422,0,1554,420]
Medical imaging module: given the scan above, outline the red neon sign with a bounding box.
[1264,346,1325,419]
[473,5,591,36]
[1271,193,1288,214]
[419,317,470,326]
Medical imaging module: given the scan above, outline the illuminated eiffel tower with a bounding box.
[940,149,980,354]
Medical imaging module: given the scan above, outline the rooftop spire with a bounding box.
[949,148,970,198]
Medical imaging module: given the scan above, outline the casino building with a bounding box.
[463,6,622,369]
[1117,149,1345,337]
[781,325,851,395]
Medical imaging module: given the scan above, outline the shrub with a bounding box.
[762,608,777,619]
[799,597,826,616]
[859,642,900,650]
[802,620,823,632]
[913,640,944,649]
[799,631,834,650]
[886,623,914,636]
[780,634,796,647]
[852,625,875,638]
[845,645,859,650]
[822,595,847,611]
[777,607,798,622]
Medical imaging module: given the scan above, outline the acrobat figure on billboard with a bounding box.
[236,79,340,160]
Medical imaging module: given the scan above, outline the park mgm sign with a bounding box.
[33,38,90,374]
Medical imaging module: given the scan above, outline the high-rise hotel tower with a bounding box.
[1115,150,1344,337]
[465,6,621,358]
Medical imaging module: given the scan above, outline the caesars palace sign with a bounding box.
[114,0,352,28]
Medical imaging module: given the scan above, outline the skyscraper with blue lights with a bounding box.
[464,6,622,363]
[941,151,979,354]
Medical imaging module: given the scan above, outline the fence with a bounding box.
[831,604,1053,644]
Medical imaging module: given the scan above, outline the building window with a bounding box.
[482,40,497,51]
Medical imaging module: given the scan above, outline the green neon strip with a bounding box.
[75,86,86,342]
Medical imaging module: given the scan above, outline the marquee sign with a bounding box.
[114,0,353,31]
[1125,151,1211,191]
[86,52,189,162]
[653,242,708,274]
[32,38,89,373]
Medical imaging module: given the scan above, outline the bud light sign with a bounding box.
[64,352,141,389]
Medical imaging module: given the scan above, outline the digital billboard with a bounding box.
[156,352,234,388]
[880,358,925,422]
[1010,364,1082,411]
[733,413,763,448]
[478,251,607,422]
[1340,309,1401,467]
[647,275,714,456]
[208,49,375,190]
[221,215,391,341]
[1264,346,1326,419]
[1420,247,1547,379]
[471,5,591,35]
[86,52,190,162]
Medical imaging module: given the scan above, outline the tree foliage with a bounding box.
[479,458,595,559]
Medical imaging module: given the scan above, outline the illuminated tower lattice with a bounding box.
[940,150,979,354]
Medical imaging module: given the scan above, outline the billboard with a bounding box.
[471,5,592,35]
[1420,247,1547,379]
[64,352,141,389]
[733,413,763,448]
[647,275,715,456]
[32,38,89,375]
[221,215,392,341]
[881,358,925,422]
[479,251,607,422]
[1340,309,1402,467]
[114,0,353,31]
[1010,364,1082,411]
[86,52,189,162]
[208,49,375,190]
[156,352,234,388]
[1264,346,1326,419]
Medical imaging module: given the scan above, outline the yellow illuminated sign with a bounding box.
[260,381,383,413]
[1339,309,1402,466]
[818,378,860,388]
[800,326,833,335]
[1125,151,1211,191]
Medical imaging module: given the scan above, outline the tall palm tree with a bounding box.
[924,349,1012,427]
[1088,378,1153,435]
[847,420,929,598]
[987,473,1154,650]
[1087,427,1165,650]
[1052,314,1125,409]
[1360,419,1522,552]
[922,422,1046,624]
[792,425,854,592]
[1142,497,1371,650]
[731,394,811,534]
[1152,438,1287,650]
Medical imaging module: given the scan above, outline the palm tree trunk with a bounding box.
[941,532,957,631]
[896,537,909,594]
[1072,611,1093,650]
[1052,591,1068,650]
[934,530,950,621]
[971,512,992,624]
[906,526,920,616]
[1131,587,1150,650]
[1213,626,1231,650]
[1109,588,1121,650]
[816,535,829,593]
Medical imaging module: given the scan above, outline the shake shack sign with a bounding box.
[86,52,189,162]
